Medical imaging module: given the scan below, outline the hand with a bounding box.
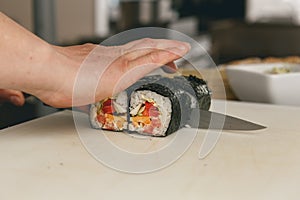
[0,13,189,109]
[0,89,25,106]
[31,38,190,108]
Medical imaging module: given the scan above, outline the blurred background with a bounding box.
[1,0,300,128]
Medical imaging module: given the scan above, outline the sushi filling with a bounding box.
[92,92,128,131]
[129,91,172,136]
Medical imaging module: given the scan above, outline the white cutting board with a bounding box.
[0,100,300,200]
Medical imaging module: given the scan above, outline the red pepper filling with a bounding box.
[101,99,114,114]
[132,101,161,134]
[96,98,124,130]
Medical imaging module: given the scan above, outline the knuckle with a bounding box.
[84,42,93,46]
[118,47,126,56]
[119,57,130,71]
[83,43,94,48]
[82,43,96,51]
[149,51,160,63]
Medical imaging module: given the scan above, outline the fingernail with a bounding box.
[177,43,190,50]
[10,96,21,106]
[178,42,191,50]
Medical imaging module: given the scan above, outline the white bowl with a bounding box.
[225,63,300,106]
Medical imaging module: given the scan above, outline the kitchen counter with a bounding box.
[1,100,300,200]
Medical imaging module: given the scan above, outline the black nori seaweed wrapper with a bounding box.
[156,75,211,110]
[126,75,162,94]
[154,77,193,126]
[184,75,211,110]
[154,75,211,110]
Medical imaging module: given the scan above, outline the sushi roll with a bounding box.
[128,82,189,137]
[89,91,128,131]
[184,75,211,110]
[89,74,211,136]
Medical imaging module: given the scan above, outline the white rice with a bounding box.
[128,90,172,136]
[90,91,128,130]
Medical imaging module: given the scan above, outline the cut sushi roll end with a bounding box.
[128,90,172,137]
[90,92,128,131]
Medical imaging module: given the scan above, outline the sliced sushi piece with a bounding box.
[128,90,172,137]
[89,91,128,131]
[128,81,191,137]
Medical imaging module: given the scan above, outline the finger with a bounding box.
[122,48,154,61]
[162,62,178,73]
[127,46,189,71]
[0,89,25,106]
[99,47,188,97]
[124,38,190,51]
[122,38,191,60]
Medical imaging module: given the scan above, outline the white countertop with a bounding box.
[1,100,300,200]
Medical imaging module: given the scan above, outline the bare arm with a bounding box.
[0,12,190,108]
[0,12,56,91]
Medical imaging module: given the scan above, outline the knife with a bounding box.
[187,108,266,131]
[53,106,266,131]
[68,106,266,131]
[41,100,265,131]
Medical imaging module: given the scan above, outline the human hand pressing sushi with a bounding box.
[0,12,190,108]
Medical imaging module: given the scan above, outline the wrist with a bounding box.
[25,44,76,101]
[17,43,57,93]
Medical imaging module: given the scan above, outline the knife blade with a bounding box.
[42,99,265,131]
[63,106,266,131]
[187,108,266,131]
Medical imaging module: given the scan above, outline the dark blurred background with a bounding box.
[1,0,300,128]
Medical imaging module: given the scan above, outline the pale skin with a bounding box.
[0,12,190,108]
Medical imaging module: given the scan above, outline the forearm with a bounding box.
[0,12,56,92]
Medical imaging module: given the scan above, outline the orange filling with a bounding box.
[132,116,151,127]
[131,101,160,129]
[96,98,125,130]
